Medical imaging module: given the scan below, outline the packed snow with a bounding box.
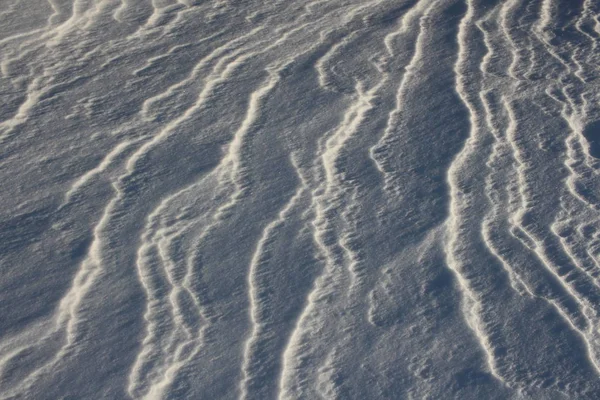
[2,0,600,398]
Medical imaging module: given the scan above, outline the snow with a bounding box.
[2,0,600,398]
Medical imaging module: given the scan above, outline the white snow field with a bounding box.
[2,0,600,398]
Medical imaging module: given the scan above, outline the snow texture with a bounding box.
[2,0,600,398]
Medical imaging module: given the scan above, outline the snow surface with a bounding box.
[2,0,600,398]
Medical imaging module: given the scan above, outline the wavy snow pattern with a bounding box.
[2,0,600,398]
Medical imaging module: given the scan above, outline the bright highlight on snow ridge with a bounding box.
[2,0,600,398]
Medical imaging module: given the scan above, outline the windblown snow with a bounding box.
[2,0,600,398]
